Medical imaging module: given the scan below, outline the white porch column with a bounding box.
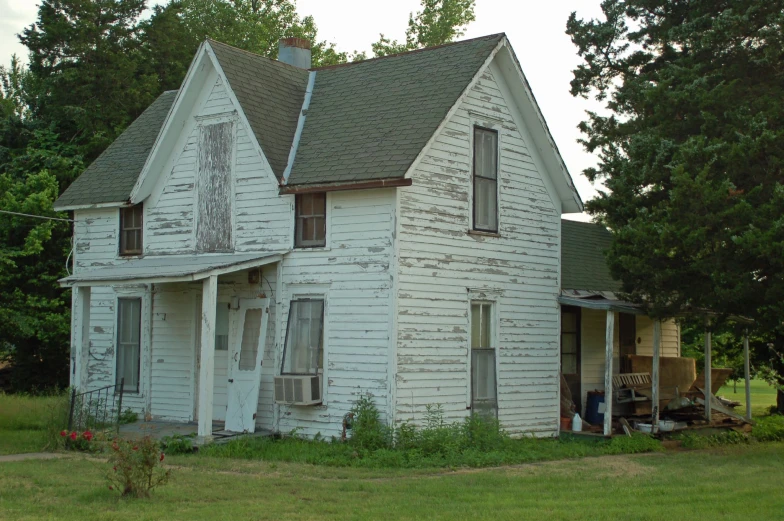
[604,310,615,436]
[70,286,91,390]
[744,333,752,421]
[704,320,712,422]
[197,275,218,439]
[652,320,661,433]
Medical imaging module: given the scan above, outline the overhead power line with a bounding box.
[0,209,74,223]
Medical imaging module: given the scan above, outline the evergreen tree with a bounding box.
[567,1,784,410]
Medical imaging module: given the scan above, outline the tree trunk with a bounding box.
[777,388,784,414]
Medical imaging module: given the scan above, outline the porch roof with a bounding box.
[59,252,285,287]
[558,290,645,315]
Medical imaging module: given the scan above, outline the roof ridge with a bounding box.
[312,33,506,71]
[205,38,306,72]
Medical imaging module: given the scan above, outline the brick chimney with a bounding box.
[278,37,312,69]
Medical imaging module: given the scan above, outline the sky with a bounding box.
[0,0,607,217]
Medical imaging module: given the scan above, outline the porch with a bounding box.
[62,252,284,442]
[558,293,754,436]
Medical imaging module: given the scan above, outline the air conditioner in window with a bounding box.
[274,375,322,405]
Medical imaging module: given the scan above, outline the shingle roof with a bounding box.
[54,91,177,209]
[561,219,621,292]
[208,40,309,177]
[55,34,505,207]
[287,33,504,186]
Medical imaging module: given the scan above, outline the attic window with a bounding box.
[295,193,326,248]
[119,204,143,256]
[473,127,498,233]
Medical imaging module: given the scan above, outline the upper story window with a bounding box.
[295,193,326,248]
[473,127,499,233]
[119,204,143,256]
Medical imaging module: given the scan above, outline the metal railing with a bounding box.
[67,378,125,434]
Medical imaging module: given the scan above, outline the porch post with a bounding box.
[704,318,712,422]
[743,333,752,421]
[70,286,91,390]
[604,310,615,436]
[197,275,218,439]
[652,319,661,433]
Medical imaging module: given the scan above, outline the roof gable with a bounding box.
[561,219,621,293]
[286,34,504,186]
[208,40,309,178]
[54,91,176,210]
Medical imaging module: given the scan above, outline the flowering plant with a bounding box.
[60,430,95,451]
[106,436,170,498]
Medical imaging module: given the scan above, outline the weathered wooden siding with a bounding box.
[277,189,395,438]
[636,317,680,358]
[394,65,562,436]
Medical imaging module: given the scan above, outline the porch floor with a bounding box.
[118,421,272,443]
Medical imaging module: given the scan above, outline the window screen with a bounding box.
[561,310,579,375]
[119,204,143,256]
[116,298,142,392]
[470,302,497,417]
[281,300,324,375]
[238,308,263,371]
[473,127,498,232]
[295,193,326,248]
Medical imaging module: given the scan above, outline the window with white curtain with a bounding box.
[281,299,324,375]
[472,127,498,232]
[215,305,229,351]
[116,298,141,393]
[470,302,497,417]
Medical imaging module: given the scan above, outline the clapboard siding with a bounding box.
[277,189,395,438]
[395,67,562,436]
[636,317,680,358]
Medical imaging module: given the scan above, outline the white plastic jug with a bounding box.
[572,413,582,432]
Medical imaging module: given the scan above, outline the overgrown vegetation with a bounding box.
[0,392,69,454]
[106,436,171,498]
[201,396,663,468]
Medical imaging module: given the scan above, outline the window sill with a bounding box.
[467,230,501,238]
[293,246,331,252]
[117,253,144,260]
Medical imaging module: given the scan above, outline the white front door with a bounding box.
[225,298,268,433]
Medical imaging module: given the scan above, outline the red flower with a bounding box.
[82,431,93,442]
[132,446,138,451]
[111,442,119,451]
[60,430,67,437]
[108,486,113,491]
[69,432,78,441]
[160,453,165,462]
[113,466,117,471]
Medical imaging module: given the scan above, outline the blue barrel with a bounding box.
[585,391,605,426]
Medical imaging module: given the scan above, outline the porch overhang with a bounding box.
[558,290,645,315]
[59,252,286,287]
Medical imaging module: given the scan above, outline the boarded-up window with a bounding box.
[197,121,233,252]
[473,127,498,232]
[471,302,497,417]
[281,299,324,375]
[295,193,326,248]
[116,298,141,393]
[119,204,143,256]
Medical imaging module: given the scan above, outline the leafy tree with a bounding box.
[0,127,83,392]
[372,0,476,57]
[567,1,784,410]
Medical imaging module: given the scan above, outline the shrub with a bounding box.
[752,415,784,442]
[347,394,391,451]
[107,436,170,498]
[160,433,197,455]
[119,408,139,425]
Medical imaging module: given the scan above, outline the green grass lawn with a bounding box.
[0,393,69,455]
[1,443,783,520]
[717,378,778,417]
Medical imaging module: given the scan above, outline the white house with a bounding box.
[55,34,678,440]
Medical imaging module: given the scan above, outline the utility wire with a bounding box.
[0,209,74,222]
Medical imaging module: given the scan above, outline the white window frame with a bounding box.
[192,114,237,253]
[468,118,502,235]
[279,284,330,403]
[289,192,331,251]
[466,299,499,413]
[112,286,151,397]
[118,203,144,257]
[294,192,328,249]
